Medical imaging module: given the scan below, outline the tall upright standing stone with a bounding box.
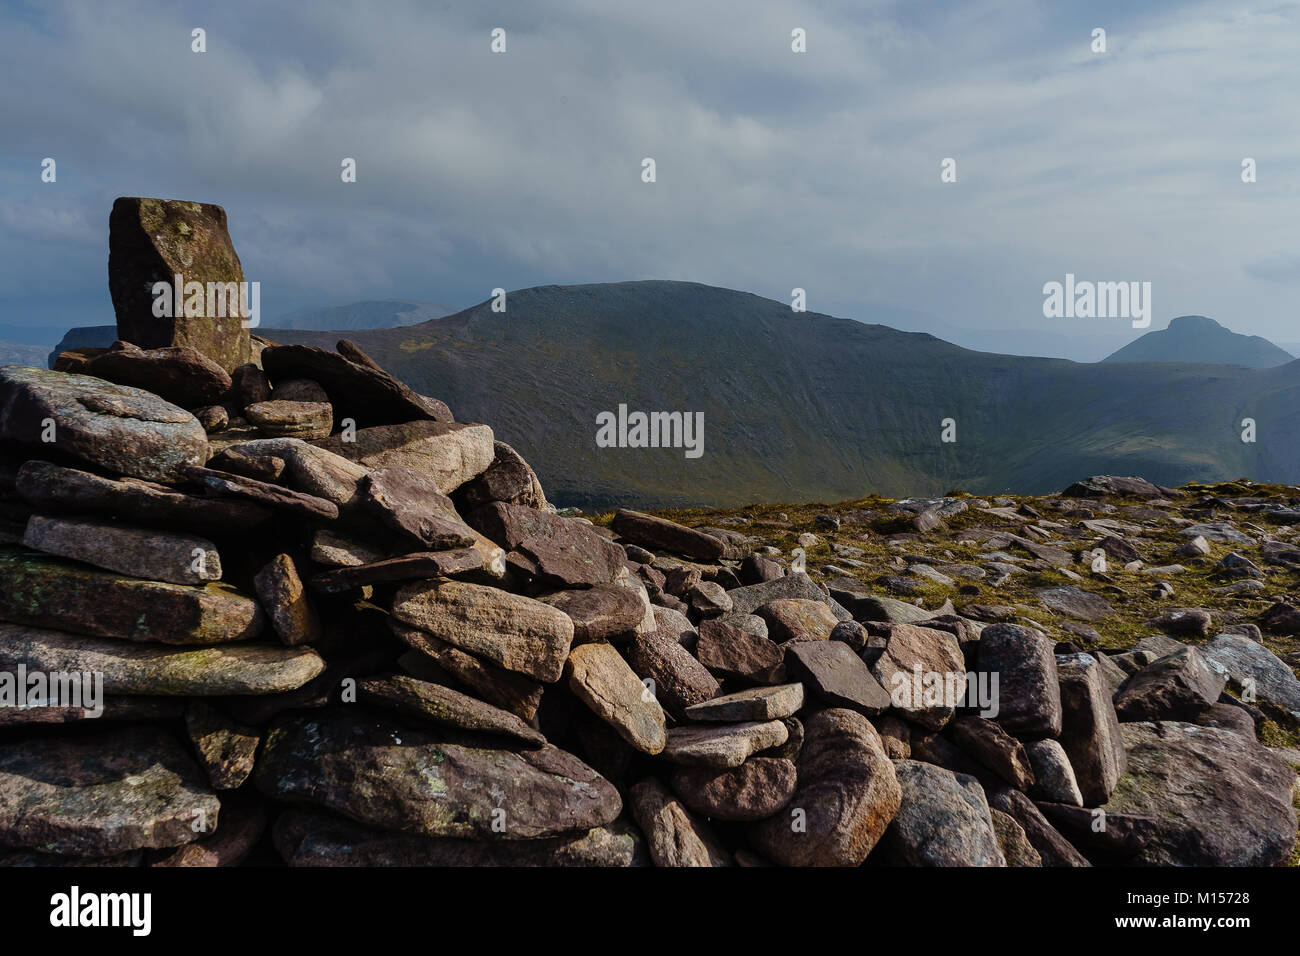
[108,197,252,372]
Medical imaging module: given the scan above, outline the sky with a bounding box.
[1,0,1297,356]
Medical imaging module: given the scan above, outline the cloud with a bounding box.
[0,0,1297,345]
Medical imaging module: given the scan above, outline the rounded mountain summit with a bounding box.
[1102,314,1294,368]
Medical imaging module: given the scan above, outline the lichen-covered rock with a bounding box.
[255,710,621,840]
[0,366,209,482]
[108,197,252,371]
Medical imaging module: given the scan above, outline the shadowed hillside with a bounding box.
[1102,315,1294,368]
[256,281,1300,509]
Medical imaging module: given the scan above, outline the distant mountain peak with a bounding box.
[1102,314,1292,368]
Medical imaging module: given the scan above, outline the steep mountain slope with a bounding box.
[269,299,458,330]
[264,281,1300,509]
[1102,314,1293,368]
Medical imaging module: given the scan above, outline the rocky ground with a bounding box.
[0,196,1294,869]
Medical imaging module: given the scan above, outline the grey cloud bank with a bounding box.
[0,0,1297,353]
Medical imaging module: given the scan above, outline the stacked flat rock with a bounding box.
[0,200,1295,868]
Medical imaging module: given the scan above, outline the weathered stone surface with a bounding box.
[310,548,483,594]
[469,501,627,587]
[270,378,329,404]
[390,621,543,721]
[23,515,221,585]
[0,548,262,644]
[871,623,967,730]
[246,400,332,440]
[539,585,647,644]
[565,642,666,754]
[1114,646,1226,722]
[193,404,228,433]
[883,761,1006,866]
[730,572,852,621]
[626,627,719,716]
[0,725,219,856]
[253,554,320,648]
[358,673,545,747]
[1062,475,1176,498]
[951,716,1035,790]
[629,778,731,866]
[1034,585,1115,621]
[0,695,182,728]
[274,809,635,867]
[1148,607,1213,637]
[611,509,725,560]
[391,580,574,682]
[695,618,785,684]
[750,709,901,866]
[150,795,266,867]
[85,344,232,408]
[1025,739,1084,806]
[180,465,339,521]
[990,807,1042,866]
[0,367,209,482]
[456,440,547,510]
[977,623,1063,738]
[230,362,270,408]
[662,721,789,768]
[1204,633,1300,724]
[757,598,838,644]
[360,465,477,550]
[15,460,272,534]
[256,710,620,839]
[310,528,384,568]
[788,640,890,715]
[315,421,492,493]
[223,438,369,511]
[1055,652,1127,804]
[688,580,732,617]
[108,197,252,371]
[1034,801,1159,863]
[683,683,804,722]
[987,787,1091,867]
[1101,721,1298,866]
[185,700,260,789]
[671,757,796,824]
[261,343,444,425]
[0,623,325,695]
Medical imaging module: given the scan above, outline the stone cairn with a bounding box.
[0,198,1294,868]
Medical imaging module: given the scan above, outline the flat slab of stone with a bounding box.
[358,673,545,747]
[683,683,804,722]
[14,460,273,534]
[309,548,482,594]
[23,515,221,585]
[661,720,788,768]
[729,572,852,622]
[274,809,635,867]
[185,700,260,789]
[1034,585,1115,621]
[360,465,477,549]
[757,598,838,643]
[391,580,574,682]
[788,640,891,715]
[469,501,627,588]
[870,623,967,729]
[0,623,325,695]
[611,510,726,560]
[1056,652,1127,805]
[85,344,232,407]
[565,642,667,754]
[246,400,332,440]
[0,725,219,856]
[256,710,620,840]
[390,621,543,721]
[539,585,648,644]
[0,548,262,644]
[315,421,492,493]
[180,465,339,521]
[262,343,448,427]
[1204,633,1300,723]
[695,618,785,684]
[0,366,209,482]
[976,623,1063,738]
[626,627,720,716]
